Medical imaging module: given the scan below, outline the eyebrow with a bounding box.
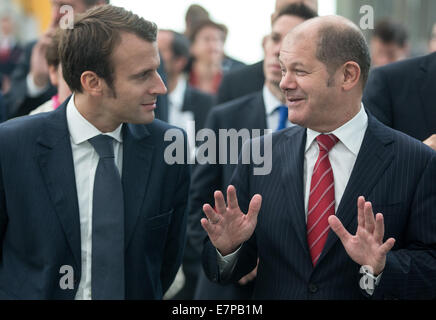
[278,59,305,69]
[128,69,154,80]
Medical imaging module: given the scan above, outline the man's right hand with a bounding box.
[30,29,55,88]
[201,185,262,256]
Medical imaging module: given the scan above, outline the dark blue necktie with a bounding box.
[276,105,288,131]
[89,135,125,300]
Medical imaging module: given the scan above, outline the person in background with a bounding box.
[188,20,244,95]
[3,0,108,119]
[370,19,409,68]
[158,29,215,300]
[0,15,22,94]
[29,30,71,115]
[217,0,319,105]
[428,22,436,53]
[364,52,436,151]
[184,4,210,40]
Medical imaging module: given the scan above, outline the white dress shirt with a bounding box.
[66,95,123,300]
[218,104,381,293]
[168,75,194,130]
[263,85,294,130]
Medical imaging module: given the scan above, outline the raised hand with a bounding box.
[328,196,396,275]
[201,185,262,256]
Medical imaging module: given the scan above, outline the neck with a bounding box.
[193,60,220,76]
[74,93,121,133]
[314,101,362,133]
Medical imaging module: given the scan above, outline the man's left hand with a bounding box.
[328,196,396,276]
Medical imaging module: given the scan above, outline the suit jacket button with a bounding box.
[308,283,318,293]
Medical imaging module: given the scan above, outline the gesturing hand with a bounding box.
[201,185,262,256]
[328,196,396,276]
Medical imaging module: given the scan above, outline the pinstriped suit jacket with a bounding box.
[203,111,436,299]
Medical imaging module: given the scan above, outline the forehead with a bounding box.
[112,32,159,73]
[279,32,320,67]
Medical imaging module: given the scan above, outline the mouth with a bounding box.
[287,97,305,106]
[141,102,157,110]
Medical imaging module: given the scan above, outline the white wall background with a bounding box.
[111,0,336,64]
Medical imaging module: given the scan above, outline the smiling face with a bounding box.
[279,30,343,131]
[98,32,167,126]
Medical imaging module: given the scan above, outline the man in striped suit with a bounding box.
[201,15,436,299]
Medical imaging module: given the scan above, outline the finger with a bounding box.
[328,215,351,243]
[200,217,215,236]
[203,203,221,224]
[374,213,385,244]
[247,194,262,222]
[364,201,375,234]
[214,191,226,214]
[379,237,396,256]
[357,196,365,229]
[227,185,239,210]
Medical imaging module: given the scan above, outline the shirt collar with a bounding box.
[263,85,283,115]
[66,94,123,145]
[169,75,187,110]
[305,103,368,155]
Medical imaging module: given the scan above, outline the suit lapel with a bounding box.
[418,53,436,135]
[245,92,267,130]
[122,123,154,249]
[317,113,395,265]
[36,102,82,270]
[280,127,309,252]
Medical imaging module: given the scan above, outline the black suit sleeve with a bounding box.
[0,143,7,259]
[187,109,223,257]
[373,153,436,299]
[202,140,259,284]
[160,143,191,292]
[363,68,394,128]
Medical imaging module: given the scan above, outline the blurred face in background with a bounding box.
[370,37,408,67]
[157,30,174,73]
[0,17,13,36]
[190,26,225,65]
[264,14,306,87]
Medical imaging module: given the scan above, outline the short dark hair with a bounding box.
[189,19,228,43]
[372,19,408,48]
[59,5,157,94]
[273,2,318,24]
[316,24,371,88]
[171,32,190,60]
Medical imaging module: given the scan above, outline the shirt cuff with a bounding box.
[216,245,242,280]
[360,265,382,296]
[26,73,49,97]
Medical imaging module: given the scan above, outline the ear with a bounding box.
[341,61,361,91]
[80,71,104,97]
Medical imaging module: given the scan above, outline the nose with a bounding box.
[280,70,298,92]
[150,71,168,96]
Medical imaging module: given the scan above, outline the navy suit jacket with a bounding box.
[0,99,190,299]
[363,52,436,141]
[203,111,436,299]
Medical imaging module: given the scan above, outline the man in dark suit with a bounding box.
[363,52,436,150]
[158,29,214,300]
[190,3,318,299]
[0,5,190,300]
[201,16,436,299]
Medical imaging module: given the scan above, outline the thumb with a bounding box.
[328,215,351,243]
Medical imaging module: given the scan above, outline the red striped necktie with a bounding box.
[307,134,339,266]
